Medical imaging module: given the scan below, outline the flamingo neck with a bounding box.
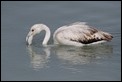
[42,25,51,45]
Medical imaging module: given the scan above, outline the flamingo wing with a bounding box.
[54,22,113,45]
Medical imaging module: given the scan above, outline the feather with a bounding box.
[55,22,113,45]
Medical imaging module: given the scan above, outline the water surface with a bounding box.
[1,1,121,81]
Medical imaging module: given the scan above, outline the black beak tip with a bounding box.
[26,41,29,45]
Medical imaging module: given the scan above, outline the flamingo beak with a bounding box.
[26,31,33,45]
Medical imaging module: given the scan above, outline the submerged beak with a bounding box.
[26,31,33,45]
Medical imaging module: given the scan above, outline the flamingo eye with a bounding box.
[31,29,34,32]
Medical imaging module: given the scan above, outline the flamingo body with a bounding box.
[26,22,113,46]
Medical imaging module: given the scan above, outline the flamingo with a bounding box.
[26,22,113,46]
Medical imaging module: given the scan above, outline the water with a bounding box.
[1,1,121,81]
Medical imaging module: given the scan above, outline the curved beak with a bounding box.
[26,31,33,45]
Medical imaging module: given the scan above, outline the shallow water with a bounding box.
[1,1,121,81]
